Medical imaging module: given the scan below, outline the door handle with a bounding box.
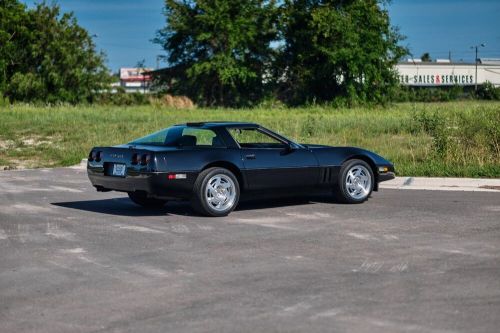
[245,154,256,160]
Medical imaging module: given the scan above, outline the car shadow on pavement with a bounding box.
[237,196,320,211]
[52,195,336,217]
[52,198,170,217]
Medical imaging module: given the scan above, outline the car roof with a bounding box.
[176,121,259,129]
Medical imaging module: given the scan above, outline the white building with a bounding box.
[395,59,500,87]
[119,67,154,93]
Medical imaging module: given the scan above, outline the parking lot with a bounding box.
[1,167,500,333]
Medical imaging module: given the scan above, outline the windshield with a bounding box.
[129,126,224,147]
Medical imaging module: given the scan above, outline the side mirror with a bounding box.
[282,143,297,154]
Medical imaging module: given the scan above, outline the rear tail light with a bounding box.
[131,153,139,165]
[140,154,151,165]
[89,150,101,162]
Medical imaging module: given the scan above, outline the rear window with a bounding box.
[129,126,224,147]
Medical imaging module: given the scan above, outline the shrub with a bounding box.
[7,72,46,102]
[95,92,150,106]
[392,85,478,103]
[476,82,500,100]
[414,108,500,168]
[413,111,449,156]
[0,93,9,107]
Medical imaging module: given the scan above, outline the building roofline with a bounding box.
[397,62,499,66]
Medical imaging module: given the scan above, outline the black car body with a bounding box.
[87,122,395,216]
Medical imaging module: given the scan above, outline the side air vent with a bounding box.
[321,167,335,184]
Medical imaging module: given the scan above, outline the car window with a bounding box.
[229,128,286,148]
[129,126,224,147]
[181,128,223,147]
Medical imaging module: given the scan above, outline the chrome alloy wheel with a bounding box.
[345,165,372,200]
[205,174,237,212]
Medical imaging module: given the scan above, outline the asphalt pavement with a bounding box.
[1,167,499,333]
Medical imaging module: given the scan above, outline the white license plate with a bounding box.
[112,164,126,177]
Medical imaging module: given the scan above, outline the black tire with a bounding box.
[191,167,240,217]
[128,192,168,208]
[333,159,374,204]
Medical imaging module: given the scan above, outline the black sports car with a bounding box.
[87,122,395,216]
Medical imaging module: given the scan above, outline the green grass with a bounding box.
[0,101,499,177]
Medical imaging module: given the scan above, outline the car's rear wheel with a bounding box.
[191,167,240,217]
[333,159,374,204]
[128,192,168,208]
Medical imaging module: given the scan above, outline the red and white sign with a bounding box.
[396,63,500,87]
[120,68,153,82]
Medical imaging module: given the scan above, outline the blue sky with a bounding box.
[390,0,500,62]
[23,0,500,72]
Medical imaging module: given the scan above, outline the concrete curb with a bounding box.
[380,177,500,192]
[68,158,88,170]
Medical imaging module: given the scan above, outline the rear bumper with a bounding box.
[87,167,196,199]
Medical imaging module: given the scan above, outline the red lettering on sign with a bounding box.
[436,75,441,84]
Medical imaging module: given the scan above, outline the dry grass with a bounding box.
[150,94,195,109]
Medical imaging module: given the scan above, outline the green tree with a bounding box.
[420,52,432,62]
[154,0,279,107]
[0,0,110,103]
[0,0,30,95]
[278,0,407,105]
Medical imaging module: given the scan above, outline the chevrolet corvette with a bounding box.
[87,122,395,216]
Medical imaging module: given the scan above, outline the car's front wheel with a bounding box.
[191,167,240,217]
[333,159,374,204]
[128,192,168,208]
